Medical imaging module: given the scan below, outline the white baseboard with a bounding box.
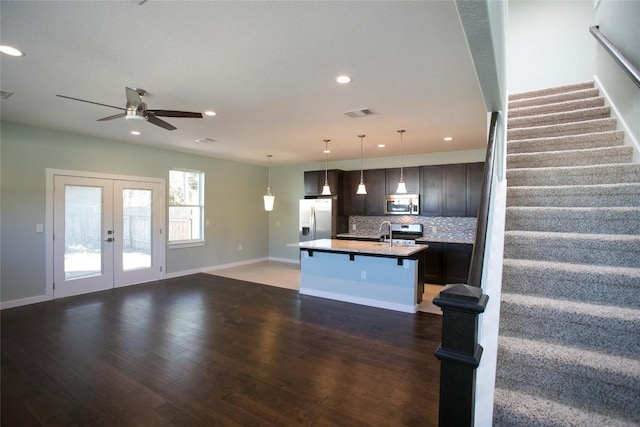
[1,294,52,310]
[268,256,300,264]
[299,288,417,314]
[593,75,640,162]
[165,257,269,279]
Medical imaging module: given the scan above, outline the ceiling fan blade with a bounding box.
[56,94,125,111]
[125,87,142,107]
[146,115,177,131]
[97,113,126,121]
[146,110,203,118]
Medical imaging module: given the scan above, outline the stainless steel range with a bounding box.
[381,223,424,245]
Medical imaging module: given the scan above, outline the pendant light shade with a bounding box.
[263,154,275,211]
[356,135,367,195]
[321,139,332,195]
[396,129,407,194]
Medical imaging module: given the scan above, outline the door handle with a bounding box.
[105,237,115,242]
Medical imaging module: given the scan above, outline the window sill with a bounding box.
[168,240,205,249]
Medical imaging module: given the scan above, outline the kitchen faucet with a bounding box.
[379,220,393,247]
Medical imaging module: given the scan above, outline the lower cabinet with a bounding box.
[422,242,472,285]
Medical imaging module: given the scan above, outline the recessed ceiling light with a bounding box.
[0,45,25,57]
[444,137,453,141]
[377,144,386,148]
[130,131,141,136]
[195,138,216,143]
[323,149,331,154]
[204,111,216,116]
[336,75,351,84]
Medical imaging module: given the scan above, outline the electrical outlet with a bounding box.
[352,223,357,231]
[432,226,437,233]
[238,244,242,251]
[360,271,366,280]
[276,221,280,227]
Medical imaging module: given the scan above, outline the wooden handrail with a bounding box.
[590,25,640,89]
[467,111,499,286]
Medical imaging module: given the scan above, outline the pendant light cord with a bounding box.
[267,154,272,192]
[358,135,365,183]
[398,130,405,182]
[324,139,330,185]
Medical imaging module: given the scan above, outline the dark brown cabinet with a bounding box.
[420,166,443,216]
[364,169,386,216]
[385,166,420,195]
[465,162,484,217]
[304,169,342,197]
[341,170,365,216]
[421,242,472,285]
[420,162,484,217]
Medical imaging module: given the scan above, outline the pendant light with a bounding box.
[396,129,407,193]
[321,139,332,195]
[356,135,367,195]
[263,154,275,211]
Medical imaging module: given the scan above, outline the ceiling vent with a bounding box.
[344,108,373,118]
[1,91,14,99]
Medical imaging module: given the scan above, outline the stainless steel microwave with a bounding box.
[384,194,420,215]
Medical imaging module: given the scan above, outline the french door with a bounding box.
[53,175,163,299]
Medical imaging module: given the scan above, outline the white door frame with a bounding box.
[45,169,166,300]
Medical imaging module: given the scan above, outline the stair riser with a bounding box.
[495,360,639,423]
[504,244,639,268]
[507,189,640,207]
[502,269,640,308]
[508,108,610,130]
[507,167,640,186]
[499,310,639,358]
[507,150,632,169]
[509,85,597,105]
[508,97,605,119]
[507,131,625,154]
[505,216,640,235]
[508,119,617,141]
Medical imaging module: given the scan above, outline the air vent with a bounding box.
[0,91,14,99]
[344,108,373,118]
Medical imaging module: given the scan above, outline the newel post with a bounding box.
[433,284,489,426]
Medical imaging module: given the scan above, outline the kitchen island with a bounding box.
[288,239,428,313]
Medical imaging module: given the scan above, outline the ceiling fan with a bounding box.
[56,87,203,131]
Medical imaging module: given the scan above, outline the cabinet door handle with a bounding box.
[105,237,115,242]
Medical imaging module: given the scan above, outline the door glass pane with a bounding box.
[65,185,102,280]
[122,189,152,271]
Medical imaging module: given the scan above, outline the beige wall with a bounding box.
[0,122,269,303]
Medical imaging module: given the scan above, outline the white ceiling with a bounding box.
[0,0,487,166]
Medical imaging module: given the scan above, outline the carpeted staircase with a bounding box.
[494,81,640,426]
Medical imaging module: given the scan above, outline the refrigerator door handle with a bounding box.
[310,207,316,240]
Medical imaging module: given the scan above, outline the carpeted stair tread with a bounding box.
[508,118,617,141]
[508,96,605,118]
[502,258,640,307]
[505,206,640,235]
[507,131,625,154]
[508,81,595,101]
[498,336,640,391]
[509,87,600,109]
[506,163,640,186]
[494,387,637,427]
[506,183,640,207]
[500,293,639,333]
[508,106,611,129]
[507,145,633,168]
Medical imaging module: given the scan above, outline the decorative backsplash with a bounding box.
[349,215,477,242]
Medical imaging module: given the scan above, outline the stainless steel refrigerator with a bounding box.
[299,198,338,242]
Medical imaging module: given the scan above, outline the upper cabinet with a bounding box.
[385,167,420,195]
[341,170,365,216]
[341,169,385,216]
[420,162,484,217]
[364,169,386,216]
[304,169,342,197]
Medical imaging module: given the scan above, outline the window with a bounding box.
[168,169,204,245]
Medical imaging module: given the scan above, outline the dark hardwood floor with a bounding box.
[1,273,442,426]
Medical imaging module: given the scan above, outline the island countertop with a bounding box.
[289,238,428,257]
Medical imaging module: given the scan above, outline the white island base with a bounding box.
[294,239,426,314]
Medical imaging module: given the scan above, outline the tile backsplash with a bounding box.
[349,215,477,242]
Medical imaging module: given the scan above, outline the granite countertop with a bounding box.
[288,239,428,257]
[337,233,473,245]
